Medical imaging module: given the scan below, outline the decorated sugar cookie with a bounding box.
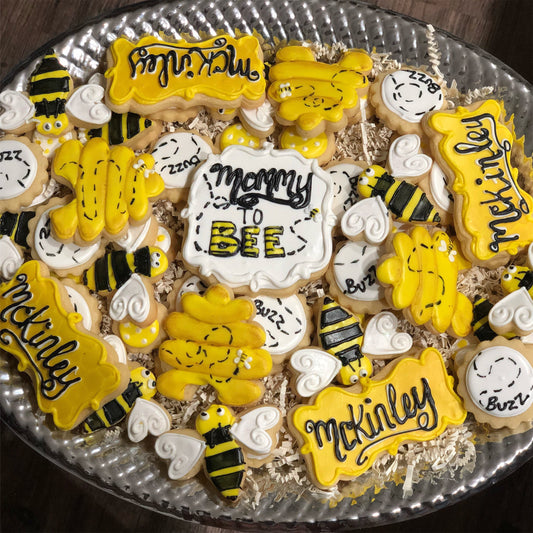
[279,127,335,164]
[112,215,159,253]
[358,165,441,225]
[0,135,49,211]
[361,311,413,359]
[370,68,446,135]
[325,239,388,315]
[0,261,130,430]
[268,45,372,137]
[83,365,157,433]
[0,210,35,280]
[424,99,533,267]
[488,288,533,337]
[218,122,262,151]
[386,134,433,181]
[155,403,281,502]
[238,100,275,138]
[157,285,273,406]
[105,34,266,115]
[0,90,35,134]
[83,111,162,151]
[51,138,165,244]
[289,348,466,489]
[27,198,105,277]
[61,278,101,334]
[127,398,172,443]
[340,196,391,244]
[377,226,473,338]
[455,338,533,429]
[181,144,336,294]
[65,83,112,129]
[151,130,215,203]
[324,159,366,220]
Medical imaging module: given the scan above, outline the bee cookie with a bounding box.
[27,197,105,277]
[455,338,533,429]
[157,284,273,406]
[151,130,215,204]
[51,138,165,244]
[325,239,389,315]
[268,45,372,137]
[423,99,533,267]
[0,261,130,430]
[105,34,266,116]
[181,144,336,295]
[155,403,281,502]
[369,68,446,136]
[289,348,466,489]
[0,135,49,211]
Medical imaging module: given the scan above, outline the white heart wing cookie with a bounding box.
[361,311,413,358]
[109,274,152,325]
[489,288,533,336]
[290,348,342,397]
[155,432,206,480]
[127,398,172,443]
[341,196,390,244]
[66,84,112,127]
[388,134,432,178]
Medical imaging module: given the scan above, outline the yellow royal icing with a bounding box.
[377,227,473,337]
[51,138,164,242]
[290,348,466,488]
[279,127,329,159]
[158,285,272,405]
[268,46,371,133]
[0,261,125,430]
[426,100,533,263]
[119,319,160,348]
[106,35,266,109]
[219,123,261,150]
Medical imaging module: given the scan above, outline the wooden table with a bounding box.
[1,1,532,531]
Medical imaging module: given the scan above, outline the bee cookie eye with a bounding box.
[350,375,359,384]
[148,380,156,389]
[503,273,512,281]
[366,167,375,177]
[216,407,225,416]
[43,122,52,132]
[141,368,151,378]
[54,120,62,129]
[360,369,368,378]
[507,265,517,274]
[359,176,369,185]
[151,252,161,268]
[199,411,210,420]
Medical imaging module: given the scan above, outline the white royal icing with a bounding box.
[341,197,390,244]
[34,206,100,270]
[327,162,364,219]
[115,218,152,253]
[361,311,413,357]
[64,285,93,331]
[253,294,307,355]
[109,274,151,324]
[65,84,112,127]
[127,398,171,443]
[175,275,208,311]
[381,69,444,123]
[290,348,342,398]
[27,178,57,208]
[488,288,533,336]
[33,129,75,158]
[240,100,274,134]
[103,334,128,365]
[388,134,433,177]
[155,226,171,254]
[155,432,206,480]
[466,345,533,417]
[181,144,336,292]
[0,90,35,131]
[0,138,38,200]
[333,240,385,302]
[430,162,453,213]
[0,236,24,280]
[527,242,533,270]
[230,406,280,457]
[152,132,213,190]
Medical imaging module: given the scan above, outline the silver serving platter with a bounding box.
[1,0,532,528]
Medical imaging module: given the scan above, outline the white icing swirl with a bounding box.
[0,90,34,131]
[109,274,151,323]
[230,406,280,456]
[0,236,23,280]
[66,84,112,126]
[489,288,533,335]
[341,197,390,244]
[361,311,413,357]
[155,433,206,480]
[388,134,433,177]
[290,348,342,397]
[127,398,171,443]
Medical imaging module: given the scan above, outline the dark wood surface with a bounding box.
[1,1,532,532]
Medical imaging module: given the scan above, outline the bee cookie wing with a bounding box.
[230,406,281,458]
[0,90,35,132]
[155,432,206,480]
[108,274,151,324]
[290,348,342,397]
[127,398,171,443]
[65,83,112,128]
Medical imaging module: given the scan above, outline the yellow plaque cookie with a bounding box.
[289,348,466,489]
[0,261,129,430]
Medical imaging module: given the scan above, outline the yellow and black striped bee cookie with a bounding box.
[358,164,441,224]
[501,265,533,298]
[155,404,281,502]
